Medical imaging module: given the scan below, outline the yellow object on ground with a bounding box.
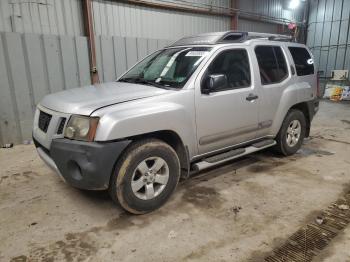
[330,86,343,101]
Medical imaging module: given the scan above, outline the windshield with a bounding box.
[119,47,212,88]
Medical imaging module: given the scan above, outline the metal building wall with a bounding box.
[238,19,278,33]
[238,0,304,23]
[94,35,171,83]
[0,31,171,145]
[91,0,231,40]
[307,0,350,77]
[0,32,91,144]
[0,0,84,36]
[237,0,304,34]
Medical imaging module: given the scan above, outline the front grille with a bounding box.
[57,118,66,134]
[38,111,52,133]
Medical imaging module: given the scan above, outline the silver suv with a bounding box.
[33,31,319,214]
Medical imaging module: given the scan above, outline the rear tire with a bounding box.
[109,139,180,214]
[274,109,306,156]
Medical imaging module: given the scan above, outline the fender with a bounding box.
[91,90,198,158]
[269,81,316,136]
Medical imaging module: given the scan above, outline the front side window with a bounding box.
[255,46,288,85]
[203,49,251,92]
[288,47,314,76]
[119,47,211,88]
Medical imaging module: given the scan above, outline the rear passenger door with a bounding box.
[252,45,293,138]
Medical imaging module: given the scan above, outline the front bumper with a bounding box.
[35,138,131,190]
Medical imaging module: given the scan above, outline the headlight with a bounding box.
[64,115,99,141]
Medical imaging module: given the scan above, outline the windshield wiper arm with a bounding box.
[119,77,166,89]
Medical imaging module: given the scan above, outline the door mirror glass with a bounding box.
[202,74,228,94]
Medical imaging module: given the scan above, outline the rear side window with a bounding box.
[288,47,314,76]
[255,46,288,85]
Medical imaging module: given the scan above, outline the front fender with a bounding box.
[91,92,197,157]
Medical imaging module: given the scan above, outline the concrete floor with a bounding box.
[0,100,349,262]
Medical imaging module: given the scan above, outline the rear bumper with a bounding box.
[35,138,131,190]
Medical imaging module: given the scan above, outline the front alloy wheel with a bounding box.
[109,139,180,214]
[131,157,169,200]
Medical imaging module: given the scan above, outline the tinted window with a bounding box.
[288,47,314,76]
[255,46,288,85]
[205,49,251,91]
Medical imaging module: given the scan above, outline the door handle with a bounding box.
[246,93,259,101]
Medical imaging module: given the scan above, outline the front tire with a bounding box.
[109,139,180,214]
[274,109,306,156]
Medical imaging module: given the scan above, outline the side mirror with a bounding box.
[202,74,228,94]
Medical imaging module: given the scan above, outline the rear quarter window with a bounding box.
[255,46,288,85]
[288,47,314,76]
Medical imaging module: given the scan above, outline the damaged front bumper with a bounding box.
[34,138,131,190]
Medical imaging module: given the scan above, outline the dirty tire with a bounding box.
[274,109,306,156]
[109,139,180,214]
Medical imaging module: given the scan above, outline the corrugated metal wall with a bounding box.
[0,0,305,38]
[91,0,231,40]
[95,35,171,83]
[0,31,171,145]
[307,0,350,77]
[91,0,304,39]
[237,0,304,34]
[0,32,91,144]
[238,0,304,23]
[0,0,84,36]
[238,19,278,33]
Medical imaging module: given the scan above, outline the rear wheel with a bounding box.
[109,139,180,214]
[274,109,306,156]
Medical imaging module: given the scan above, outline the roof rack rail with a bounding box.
[169,31,294,47]
[243,32,293,42]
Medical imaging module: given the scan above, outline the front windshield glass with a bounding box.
[119,47,212,88]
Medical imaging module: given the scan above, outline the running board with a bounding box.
[193,139,276,171]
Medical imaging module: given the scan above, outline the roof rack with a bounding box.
[170,31,294,47]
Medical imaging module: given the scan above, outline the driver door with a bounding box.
[194,47,259,154]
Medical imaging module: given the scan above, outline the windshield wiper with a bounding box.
[119,77,166,89]
[156,78,181,87]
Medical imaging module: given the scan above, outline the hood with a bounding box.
[40,82,171,115]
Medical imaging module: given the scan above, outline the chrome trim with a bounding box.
[36,147,66,182]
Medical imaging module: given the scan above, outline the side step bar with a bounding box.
[193,139,276,171]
